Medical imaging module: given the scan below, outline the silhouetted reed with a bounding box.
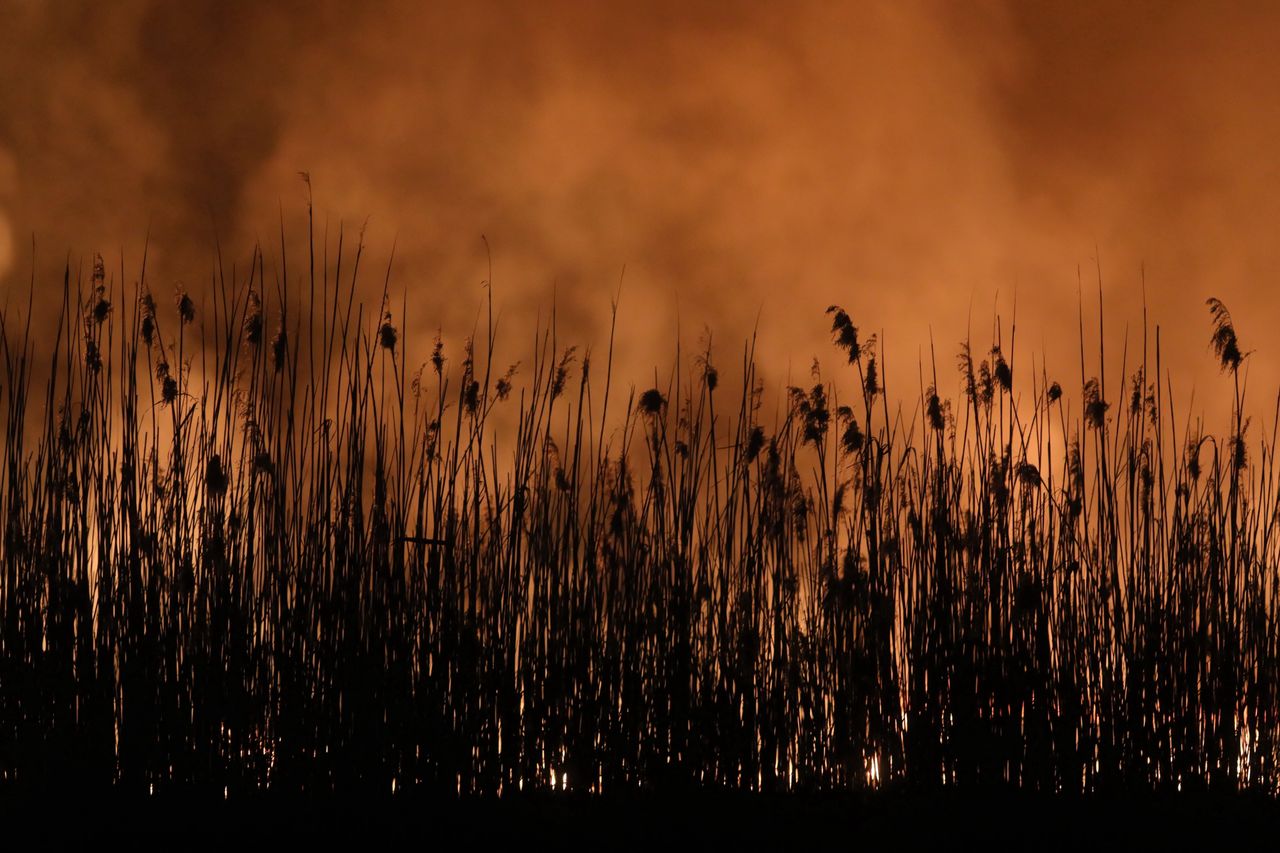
[2,231,1278,800]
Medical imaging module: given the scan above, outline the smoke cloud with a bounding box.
[3,0,1279,419]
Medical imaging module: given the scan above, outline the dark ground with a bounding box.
[5,789,1278,848]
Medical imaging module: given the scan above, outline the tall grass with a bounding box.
[2,222,1278,798]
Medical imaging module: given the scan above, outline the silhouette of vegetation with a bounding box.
[2,218,1278,800]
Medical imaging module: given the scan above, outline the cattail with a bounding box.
[864,356,879,399]
[464,380,480,414]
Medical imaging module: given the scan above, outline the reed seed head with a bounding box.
[379,311,398,352]
[84,338,102,372]
[205,454,228,496]
[992,347,1012,392]
[1084,378,1109,429]
[140,290,157,347]
[244,290,263,345]
[431,334,445,375]
[826,305,859,363]
[639,387,666,416]
[176,288,195,324]
[1207,297,1245,373]
[162,375,178,405]
[744,425,765,462]
[271,323,288,372]
[926,386,945,431]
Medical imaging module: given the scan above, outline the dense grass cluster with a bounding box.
[2,225,1279,798]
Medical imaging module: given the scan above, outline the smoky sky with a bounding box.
[3,0,1280,420]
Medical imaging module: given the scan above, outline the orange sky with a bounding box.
[3,0,1279,427]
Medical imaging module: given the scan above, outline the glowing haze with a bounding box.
[3,0,1279,420]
